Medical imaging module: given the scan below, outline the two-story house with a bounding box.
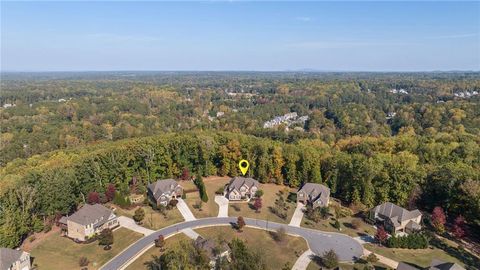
[147,179,183,206]
[0,248,31,270]
[59,204,119,242]
[369,202,422,235]
[297,183,330,208]
[194,236,230,269]
[224,177,259,201]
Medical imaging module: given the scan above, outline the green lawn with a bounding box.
[184,176,230,218]
[113,205,184,230]
[228,183,297,224]
[125,233,191,270]
[30,228,142,270]
[364,244,465,268]
[196,226,308,270]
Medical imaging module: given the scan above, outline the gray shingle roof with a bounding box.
[429,259,465,270]
[194,237,229,259]
[298,183,330,205]
[0,248,25,270]
[372,202,421,224]
[397,262,420,270]
[65,204,114,228]
[226,177,259,192]
[147,179,180,201]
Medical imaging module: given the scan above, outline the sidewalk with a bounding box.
[292,249,314,270]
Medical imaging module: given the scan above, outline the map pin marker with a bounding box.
[239,160,250,176]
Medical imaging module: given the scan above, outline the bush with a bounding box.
[181,193,186,199]
[113,191,131,208]
[366,253,378,263]
[133,208,145,223]
[98,229,114,249]
[272,227,286,242]
[215,187,225,195]
[255,190,264,198]
[333,219,341,230]
[386,233,429,249]
[169,199,178,207]
[79,257,89,267]
[155,235,165,250]
[321,249,339,269]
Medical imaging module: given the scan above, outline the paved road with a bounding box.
[100,217,363,270]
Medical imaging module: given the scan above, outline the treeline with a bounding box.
[1,131,479,248]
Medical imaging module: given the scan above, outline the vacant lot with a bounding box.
[184,176,230,218]
[364,244,465,268]
[125,233,191,270]
[30,228,142,270]
[229,183,297,223]
[114,205,184,230]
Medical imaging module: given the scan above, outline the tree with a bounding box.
[321,249,339,269]
[451,215,466,238]
[366,253,378,263]
[133,208,145,224]
[375,226,388,245]
[431,206,446,234]
[180,167,190,180]
[237,216,245,232]
[229,238,265,270]
[87,191,100,204]
[272,227,286,242]
[105,183,116,202]
[98,229,114,250]
[333,219,341,230]
[255,189,264,198]
[253,197,262,213]
[79,257,89,267]
[319,206,330,220]
[154,235,165,250]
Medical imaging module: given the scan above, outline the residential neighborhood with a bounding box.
[147,179,184,206]
[0,248,31,270]
[297,183,330,208]
[369,202,422,235]
[224,176,259,201]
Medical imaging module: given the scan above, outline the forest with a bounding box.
[0,72,479,248]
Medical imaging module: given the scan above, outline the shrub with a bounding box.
[133,208,145,223]
[237,216,245,232]
[272,227,286,242]
[255,190,264,198]
[79,257,89,267]
[375,226,388,245]
[181,193,186,199]
[321,249,338,269]
[98,229,114,249]
[155,235,165,250]
[333,219,341,230]
[113,191,131,208]
[215,187,225,195]
[386,233,429,249]
[169,199,178,207]
[366,253,378,263]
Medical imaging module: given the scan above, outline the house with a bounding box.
[396,262,420,270]
[0,248,31,270]
[297,183,330,208]
[369,202,422,234]
[147,179,183,206]
[429,259,465,270]
[194,236,230,268]
[59,204,118,242]
[224,177,259,201]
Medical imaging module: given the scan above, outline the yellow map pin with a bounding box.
[238,159,250,175]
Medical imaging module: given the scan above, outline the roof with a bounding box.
[0,248,26,270]
[429,259,465,270]
[65,204,115,228]
[372,202,422,225]
[226,177,259,192]
[147,179,181,201]
[194,237,229,259]
[397,262,420,270]
[298,183,330,205]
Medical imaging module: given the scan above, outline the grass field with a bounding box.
[364,244,465,268]
[125,233,191,270]
[30,228,142,270]
[114,205,184,230]
[228,183,297,223]
[184,176,230,218]
[307,260,391,270]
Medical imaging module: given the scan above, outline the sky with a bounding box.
[1,1,479,71]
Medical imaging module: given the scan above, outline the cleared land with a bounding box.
[30,228,142,270]
[184,176,230,218]
[228,183,297,223]
[113,205,184,230]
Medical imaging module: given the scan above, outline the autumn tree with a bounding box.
[253,197,262,213]
[87,191,100,204]
[105,183,116,202]
[375,226,388,245]
[451,216,467,239]
[431,206,446,234]
[237,216,245,232]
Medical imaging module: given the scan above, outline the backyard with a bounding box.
[30,228,142,270]
[228,183,297,223]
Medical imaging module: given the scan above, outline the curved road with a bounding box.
[101,217,363,270]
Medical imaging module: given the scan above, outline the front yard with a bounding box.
[113,205,184,230]
[30,228,142,270]
[228,183,297,223]
[184,176,230,218]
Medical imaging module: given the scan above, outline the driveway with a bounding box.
[214,196,229,217]
[100,217,363,270]
[117,216,154,236]
[176,198,196,221]
[181,228,201,240]
[289,202,305,227]
[292,249,314,270]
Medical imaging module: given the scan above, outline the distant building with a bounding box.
[0,248,31,270]
[58,204,118,242]
[147,179,183,206]
[297,183,330,208]
[369,202,422,234]
[194,236,230,268]
[2,103,15,109]
[224,177,259,201]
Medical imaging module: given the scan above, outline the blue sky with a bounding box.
[1,1,479,71]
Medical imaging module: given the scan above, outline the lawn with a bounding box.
[228,183,297,224]
[30,228,142,270]
[307,261,391,270]
[364,244,465,268]
[195,226,308,270]
[113,205,184,230]
[125,233,191,270]
[184,176,230,218]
